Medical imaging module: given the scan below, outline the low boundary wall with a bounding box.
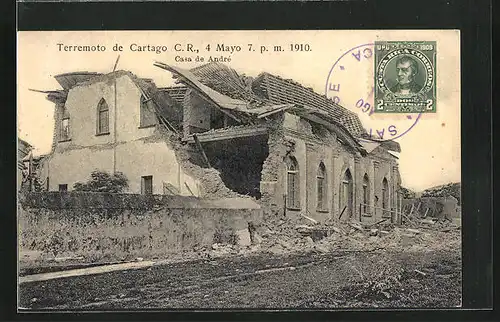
[18,192,263,265]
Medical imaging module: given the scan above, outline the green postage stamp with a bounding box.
[374,41,437,113]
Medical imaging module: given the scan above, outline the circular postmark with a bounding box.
[325,43,422,143]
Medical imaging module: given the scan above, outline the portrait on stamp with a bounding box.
[389,55,424,94]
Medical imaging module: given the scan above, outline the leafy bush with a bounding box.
[351,265,404,300]
[400,186,416,199]
[421,182,461,203]
[73,170,129,193]
[20,173,44,193]
[213,226,239,245]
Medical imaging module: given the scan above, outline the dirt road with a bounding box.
[19,249,461,309]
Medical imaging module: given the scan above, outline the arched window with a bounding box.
[59,108,71,142]
[317,162,327,210]
[382,177,389,216]
[286,156,300,209]
[340,169,353,218]
[363,174,370,214]
[97,98,109,134]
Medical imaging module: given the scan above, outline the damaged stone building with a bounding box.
[33,71,201,196]
[17,138,32,191]
[35,62,402,223]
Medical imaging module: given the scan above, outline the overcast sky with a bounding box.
[18,30,460,191]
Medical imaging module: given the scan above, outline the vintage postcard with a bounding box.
[17,30,461,310]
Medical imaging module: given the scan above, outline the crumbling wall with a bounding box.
[205,136,268,199]
[260,113,295,207]
[158,127,247,200]
[183,90,211,135]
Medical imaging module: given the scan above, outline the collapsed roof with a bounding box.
[33,64,400,154]
[187,62,365,137]
[155,62,400,153]
[155,62,366,151]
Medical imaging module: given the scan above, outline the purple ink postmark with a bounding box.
[325,43,422,143]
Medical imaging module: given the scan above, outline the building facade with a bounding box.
[158,62,402,224]
[38,63,402,223]
[39,71,201,196]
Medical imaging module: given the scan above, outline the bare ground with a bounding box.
[19,247,461,310]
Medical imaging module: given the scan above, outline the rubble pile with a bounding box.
[156,201,462,263]
[159,129,248,199]
[185,205,461,263]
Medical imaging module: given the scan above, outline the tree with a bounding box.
[400,186,416,199]
[421,182,461,203]
[73,170,128,193]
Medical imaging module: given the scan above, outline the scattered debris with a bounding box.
[295,225,314,235]
[414,269,427,276]
[367,219,389,227]
[332,226,343,234]
[235,228,251,247]
[24,202,460,273]
[300,214,319,225]
[304,236,314,245]
[349,223,364,232]
[420,219,436,225]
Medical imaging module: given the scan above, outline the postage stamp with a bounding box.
[374,41,437,113]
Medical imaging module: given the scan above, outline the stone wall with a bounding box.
[18,192,262,265]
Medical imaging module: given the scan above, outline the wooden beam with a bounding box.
[185,125,268,143]
[184,182,195,196]
[137,85,178,134]
[408,204,415,217]
[193,134,211,168]
[112,55,120,72]
[29,89,54,94]
[338,206,347,220]
[366,218,389,227]
[415,202,421,214]
[256,104,293,119]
